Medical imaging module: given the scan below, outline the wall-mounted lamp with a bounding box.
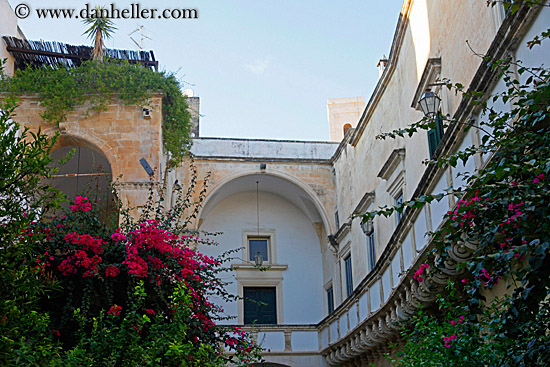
[418,90,441,117]
[254,252,264,266]
[360,219,374,235]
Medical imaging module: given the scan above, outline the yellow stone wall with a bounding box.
[14,94,165,212]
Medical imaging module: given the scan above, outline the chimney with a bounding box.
[183,89,200,138]
[377,55,388,78]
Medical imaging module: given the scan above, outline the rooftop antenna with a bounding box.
[128,25,152,50]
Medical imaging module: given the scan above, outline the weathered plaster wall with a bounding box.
[329,0,500,308]
[191,137,338,161]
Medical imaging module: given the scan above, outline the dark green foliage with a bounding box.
[0,94,63,365]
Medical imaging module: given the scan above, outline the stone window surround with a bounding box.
[339,241,353,300]
[241,229,276,265]
[236,277,284,325]
[411,58,442,112]
[234,229,287,324]
[378,148,407,227]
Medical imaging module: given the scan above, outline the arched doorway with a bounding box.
[48,144,116,222]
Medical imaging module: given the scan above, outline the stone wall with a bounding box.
[13,94,165,212]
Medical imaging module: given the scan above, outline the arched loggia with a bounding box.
[196,172,333,327]
[197,170,334,238]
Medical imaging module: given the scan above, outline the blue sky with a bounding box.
[12,0,404,140]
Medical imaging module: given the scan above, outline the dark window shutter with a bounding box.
[244,287,277,324]
[428,113,445,158]
[428,128,438,158]
[367,232,376,271]
[436,114,445,142]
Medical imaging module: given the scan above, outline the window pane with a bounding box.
[344,255,353,297]
[368,232,376,271]
[327,287,334,314]
[244,287,277,324]
[249,239,268,261]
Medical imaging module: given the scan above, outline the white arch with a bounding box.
[196,168,334,235]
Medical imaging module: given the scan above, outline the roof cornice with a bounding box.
[349,0,414,147]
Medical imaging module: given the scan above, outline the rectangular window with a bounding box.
[327,286,334,314]
[248,237,269,262]
[344,254,353,297]
[367,231,376,272]
[244,287,277,324]
[395,191,404,223]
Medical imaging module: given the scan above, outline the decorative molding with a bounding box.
[386,170,406,200]
[377,148,406,180]
[113,181,161,189]
[411,58,442,110]
[231,264,288,271]
[353,192,375,215]
[333,221,352,244]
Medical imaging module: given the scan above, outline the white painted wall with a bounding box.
[0,0,21,76]
[199,191,325,325]
[191,137,338,160]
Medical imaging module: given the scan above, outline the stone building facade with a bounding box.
[3,0,550,366]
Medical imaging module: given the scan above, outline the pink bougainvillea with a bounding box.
[70,196,92,212]
[105,265,120,278]
[413,264,429,282]
[27,191,262,365]
[533,173,545,184]
[110,229,127,242]
[107,305,122,317]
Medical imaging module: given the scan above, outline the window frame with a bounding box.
[237,277,283,324]
[242,230,276,265]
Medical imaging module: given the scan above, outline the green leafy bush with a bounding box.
[0,95,62,365]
